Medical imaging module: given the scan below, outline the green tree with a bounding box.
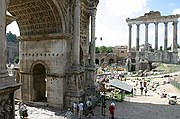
[99,46,106,53]
[96,47,100,53]
[6,31,18,43]
[14,56,19,64]
[106,46,113,53]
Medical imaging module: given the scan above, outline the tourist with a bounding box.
[78,101,84,119]
[21,103,28,119]
[73,101,78,117]
[144,80,147,87]
[133,86,137,96]
[18,102,23,119]
[109,102,115,119]
[86,98,92,112]
[144,87,148,96]
[65,108,73,119]
[102,99,106,116]
[140,87,144,96]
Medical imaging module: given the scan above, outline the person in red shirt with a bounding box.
[109,102,115,119]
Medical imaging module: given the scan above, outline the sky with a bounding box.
[6,0,180,48]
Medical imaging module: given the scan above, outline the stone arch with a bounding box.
[95,59,99,65]
[30,60,50,74]
[30,60,49,102]
[7,0,67,36]
[101,58,104,64]
[109,58,115,65]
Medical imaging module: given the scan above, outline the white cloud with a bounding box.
[173,8,180,14]
[96,0,148,47]
[105,0,147,18]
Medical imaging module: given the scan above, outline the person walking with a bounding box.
[86,98,92,113]
[65,108,73,119]
[73,101,78,117]
[21,103,28,119]
[109,102,115,119]
[102,99,106,116]
[18,102,23,119]
[78,101,84,119]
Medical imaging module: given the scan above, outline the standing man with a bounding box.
[102,99,106,116]
[78,101,84,119]
[73,101,78,117]
[86,98,92,112]
[109,102,115,119]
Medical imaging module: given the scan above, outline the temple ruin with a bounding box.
[0,1,99,117]
[126,11,180,71]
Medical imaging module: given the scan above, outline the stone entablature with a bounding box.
[126,11,180,24]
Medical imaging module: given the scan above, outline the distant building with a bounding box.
[113,45,128,65]
[7,42,19,63]
[95,45,128,66]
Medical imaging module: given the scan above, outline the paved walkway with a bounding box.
[15,83,180,119]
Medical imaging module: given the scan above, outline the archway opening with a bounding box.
[109,58,115,66]
[33,64,47,102]
[95,59,99,65]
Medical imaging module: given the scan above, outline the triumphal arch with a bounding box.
[1,0,99,113]
[126,11,180,71]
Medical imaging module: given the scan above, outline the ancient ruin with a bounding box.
[0,1,99,115]
[0,3,21,119]
[126,11,180,71]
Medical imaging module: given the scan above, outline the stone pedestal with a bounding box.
[64,65,85,108]
[0,74,21,119]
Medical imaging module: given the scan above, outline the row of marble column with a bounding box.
[73,0,96,66]
[128,21,178,52]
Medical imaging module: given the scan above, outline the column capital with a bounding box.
[128,24,132,29]
[172,21,178,25]
[164,22,168,25]
[136,24,140,27]
[154,22,159,25]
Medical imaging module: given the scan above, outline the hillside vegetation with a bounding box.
[154,63,180,73]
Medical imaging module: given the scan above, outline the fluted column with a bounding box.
[85,15,90,66]
[90,9,96,66]
[172,21,178,51]
[164,22,168,50]
[155,23,158,50]
[73,0,80,65]
[136,24,140,51]
[145,23,149,51]
[128,24,132,52]
[0,0,7,74]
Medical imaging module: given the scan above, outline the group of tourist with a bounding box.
[65,98,93,119]
[64,97,116,119]
[140,80,148,96]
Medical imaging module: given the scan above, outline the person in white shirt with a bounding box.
[78,101,84,119]
[73,101,77,117]
[86,98,92,112]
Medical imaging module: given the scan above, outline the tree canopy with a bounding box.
[96,46,113,53]
[6,31,18,43]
